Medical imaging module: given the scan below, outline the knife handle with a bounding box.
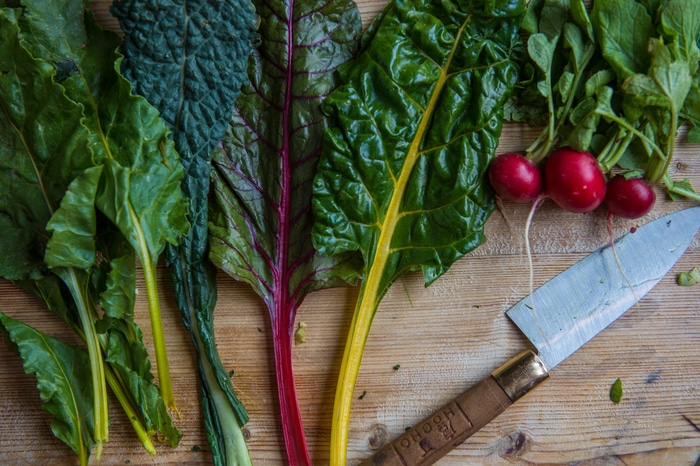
[358,350,549,466]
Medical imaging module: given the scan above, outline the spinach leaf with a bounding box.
[311,0,525,462]
[207,0,363,462]
[112,0,259,463]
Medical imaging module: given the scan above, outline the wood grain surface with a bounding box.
[2,1,700,465]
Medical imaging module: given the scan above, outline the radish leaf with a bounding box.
[311,0,525,462]
[207,0,363,462]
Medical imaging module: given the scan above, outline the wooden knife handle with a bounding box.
[359,351,549,466]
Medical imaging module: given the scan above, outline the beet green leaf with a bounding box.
[311,0,525,462]
[207,0,363,462]
[10,0,190,411]
[0,313,95,464]
[112,0,259,463]
[1,1,184,460]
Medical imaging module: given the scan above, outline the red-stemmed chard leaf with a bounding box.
[207,0,363,463]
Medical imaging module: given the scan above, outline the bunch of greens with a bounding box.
[311,0,526,462]
[206,0,363,462]
[111,1,259,464]
[0,0,187,462]
[508,0,700,201]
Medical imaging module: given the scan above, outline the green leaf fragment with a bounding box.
[677,267,700,286]
[610,377,623,404]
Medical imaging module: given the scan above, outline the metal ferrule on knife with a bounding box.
[492,350,549,402]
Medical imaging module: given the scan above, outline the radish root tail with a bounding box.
[525,194,549,346]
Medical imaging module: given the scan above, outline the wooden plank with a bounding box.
[1,1,700,465]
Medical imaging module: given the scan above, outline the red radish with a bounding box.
[605,175,656,219]
[488,152,543,203]
[543,147,606,213]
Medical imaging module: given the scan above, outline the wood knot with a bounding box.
[367,424,389,450]
[498,431,530,459]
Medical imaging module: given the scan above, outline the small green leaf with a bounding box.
[610,377,623,404]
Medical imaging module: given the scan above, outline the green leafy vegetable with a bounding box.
[677,267,700,286]
[610,377,623,403]
[207,0,362,462]
[0,314,95,464]
[0,0,185,461]
[8,0,190,411]
[509,0,700,202]
[311,0,525,462]
[112,0,259,463]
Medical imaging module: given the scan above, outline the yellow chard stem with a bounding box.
[330,16,467,462]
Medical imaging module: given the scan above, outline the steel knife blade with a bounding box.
[360,206,700,466]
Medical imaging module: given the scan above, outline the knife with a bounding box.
[360,206,700,466]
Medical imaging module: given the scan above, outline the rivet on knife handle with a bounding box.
[359,351,549,466]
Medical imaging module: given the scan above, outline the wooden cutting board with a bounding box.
[1,1,699,465]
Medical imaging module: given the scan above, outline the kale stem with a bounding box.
[59,268,109,460]
[180,274,252,466]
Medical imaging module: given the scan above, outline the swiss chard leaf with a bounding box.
[0,313,95,465]
[207,0,362,462]
[1,0,184,457]
[311,0,524,462]
[112,0,259,463]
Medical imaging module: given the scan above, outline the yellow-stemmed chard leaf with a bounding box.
[311,0,526,462]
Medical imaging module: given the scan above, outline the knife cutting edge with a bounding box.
[360,206,700,466]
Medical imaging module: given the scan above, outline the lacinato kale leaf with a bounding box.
[207,0,363,462]
[311,0,525,462]
[112,1,259,464]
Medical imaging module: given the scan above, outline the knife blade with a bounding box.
[360,206,700,466]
